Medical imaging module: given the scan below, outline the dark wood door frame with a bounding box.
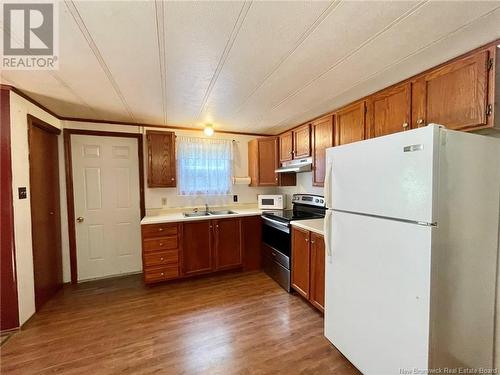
[27,114,63,311]
[64,129,145,284]
[1,88,20,331]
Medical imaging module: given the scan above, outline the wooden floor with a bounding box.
[0,271,360,374]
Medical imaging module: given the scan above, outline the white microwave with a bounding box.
[258,194,284,210]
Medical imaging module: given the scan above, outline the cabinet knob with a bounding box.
[160,257,164,261]
[416,118,424,126]
[161,272,165,276]
[159,228,163,231]
[159,243,164,246]
[305,238,309,242]
[311,240,315,244]
[402,122,409,129]
[216,224,219,228]
[171,177,175,181]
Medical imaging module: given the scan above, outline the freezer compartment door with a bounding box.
[326,125,440,223]
[324,210,432,374]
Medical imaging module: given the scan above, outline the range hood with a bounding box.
[275,157,312,173]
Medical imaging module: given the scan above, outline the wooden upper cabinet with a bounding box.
[293,124,311,158]
[182,221,213,276]
[312,115,334,187]
[146,131,176,188]
[214,218,242,270]
[334,101,366,146]
[257,137,279,186]
[291,227,310,299]
[309,233,325,313]
[368,82,411,138]
[279,131,293,163]
[412,49,493,131]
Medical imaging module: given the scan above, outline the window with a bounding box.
[177,136,232,196]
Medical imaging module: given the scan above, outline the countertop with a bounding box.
[291,218,325,236]
[141,206,263,225]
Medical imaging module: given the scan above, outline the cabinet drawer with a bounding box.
[143,236,178,252]
[142,223,178,238]
[144,265,179,283]
[143,250,178,267]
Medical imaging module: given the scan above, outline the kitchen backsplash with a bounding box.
[277,171,324,209]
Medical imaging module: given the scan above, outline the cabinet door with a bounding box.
[412,50,490,131]
[291,227,310,298]
[242,216,262,271]
[147,131,176,187]
[182,221,212,275]
[312,115,334,187]
[279,132,293,163]
[310,233,325,312]
[258,137,279,186]
[293,124,311,158]
[214,218,242,270]
[334,101,366,146]
[368,83,411,138]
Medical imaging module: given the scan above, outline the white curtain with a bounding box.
[177,136,233,196]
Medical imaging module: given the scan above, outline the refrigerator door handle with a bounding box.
[324,210,333,263]
[324,159,333,208]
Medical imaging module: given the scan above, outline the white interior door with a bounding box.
[72,135,142,281]
[324,210,432,374]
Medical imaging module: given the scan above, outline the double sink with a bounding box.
[183,210,237,218]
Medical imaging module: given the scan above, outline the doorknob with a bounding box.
[76,217,84,223]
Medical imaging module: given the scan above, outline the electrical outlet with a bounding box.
[161,197,167,207]
[233,195,238,202]
[18,187,27,199]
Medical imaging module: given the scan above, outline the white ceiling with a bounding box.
[1,1,500,135]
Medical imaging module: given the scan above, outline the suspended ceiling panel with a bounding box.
[1,1,499,134]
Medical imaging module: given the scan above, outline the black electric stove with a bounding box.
[261,194,325,292]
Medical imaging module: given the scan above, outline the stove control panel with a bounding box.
[292,194,325,208]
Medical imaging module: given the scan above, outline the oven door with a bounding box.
[261,216,291,264]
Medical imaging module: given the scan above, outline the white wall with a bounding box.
[9,91,62,325]
[277,171,323,208]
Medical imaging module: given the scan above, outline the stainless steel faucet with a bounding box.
[205,203,209,214]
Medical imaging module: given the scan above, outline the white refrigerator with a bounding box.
[323,124,500,374]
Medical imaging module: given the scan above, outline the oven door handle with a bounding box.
[261,216,290,233]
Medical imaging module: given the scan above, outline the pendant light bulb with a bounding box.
[204,124,214,136]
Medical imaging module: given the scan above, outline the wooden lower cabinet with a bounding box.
[291,227,325,312]
[309,232,325,312]
[213,218,243,270]
[242,216,262,271]
[291,227,310,298]
[142,216,253,284]
[141,223,180,284]
[182,220,213,276]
